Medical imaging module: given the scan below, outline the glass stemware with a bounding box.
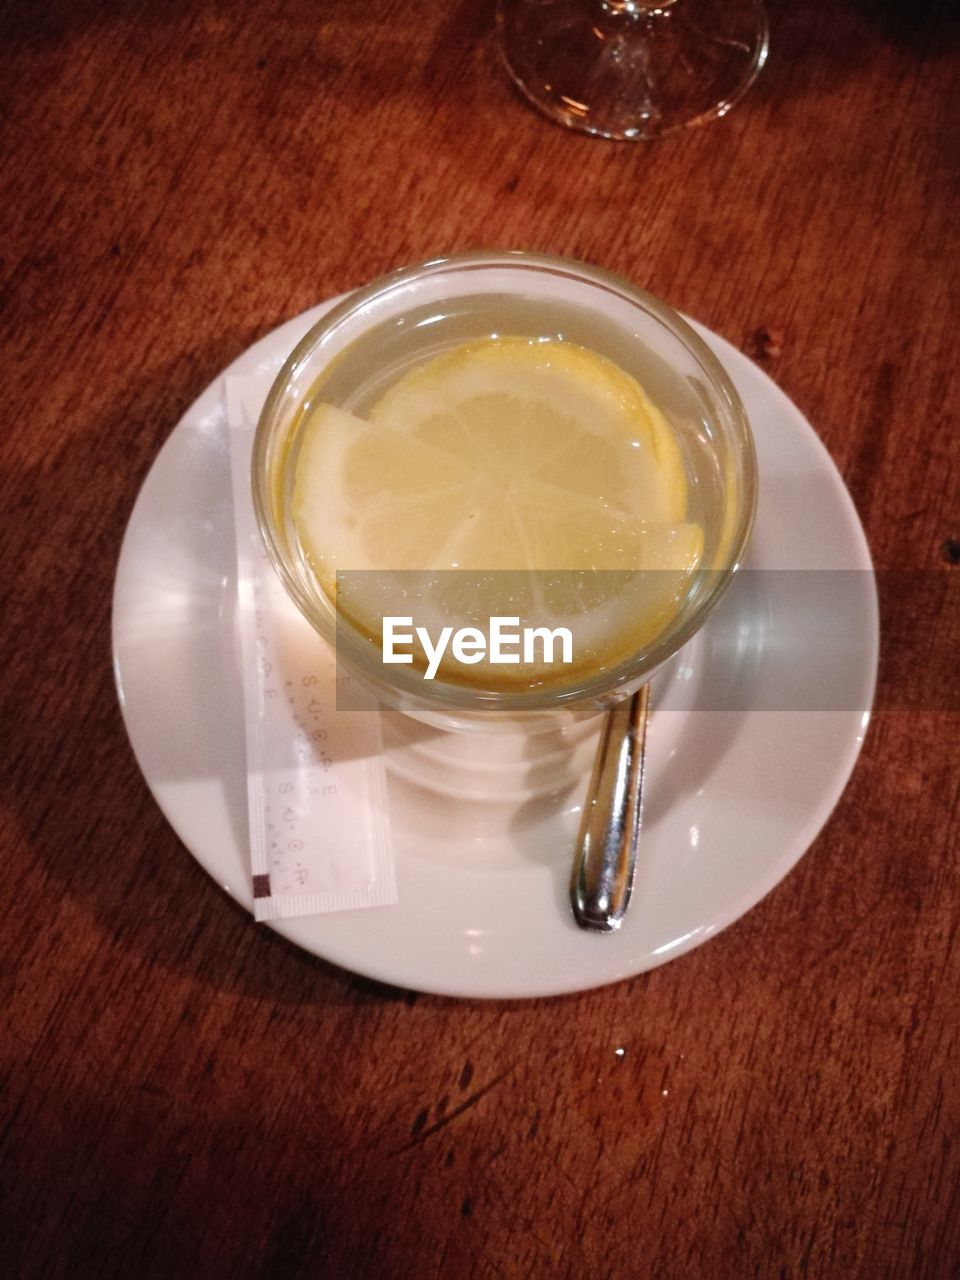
[497,0,769,141]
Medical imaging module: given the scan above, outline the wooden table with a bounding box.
[3,2,958,1275]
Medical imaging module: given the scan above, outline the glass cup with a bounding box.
[252,251,756,731]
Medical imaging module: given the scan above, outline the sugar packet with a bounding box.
[226,374,396,921]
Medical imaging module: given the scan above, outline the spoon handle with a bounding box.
[571,684,650,933]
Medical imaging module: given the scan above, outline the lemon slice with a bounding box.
[368,337,687,525]
[291,338,702,685]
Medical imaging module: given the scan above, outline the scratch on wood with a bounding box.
[389,1067,514,1155]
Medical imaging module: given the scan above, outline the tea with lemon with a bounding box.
[287,294,720,690]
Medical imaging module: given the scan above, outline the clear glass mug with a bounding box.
[252,252,757,731]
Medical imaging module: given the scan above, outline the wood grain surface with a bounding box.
[2,2,958,1276]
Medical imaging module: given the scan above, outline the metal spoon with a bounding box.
[570,684,650,932]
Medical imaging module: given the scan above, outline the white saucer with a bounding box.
[112,302,877,999]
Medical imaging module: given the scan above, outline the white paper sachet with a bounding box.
[226,374,396,921]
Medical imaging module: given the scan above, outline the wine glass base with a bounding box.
[497,0,769,141]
